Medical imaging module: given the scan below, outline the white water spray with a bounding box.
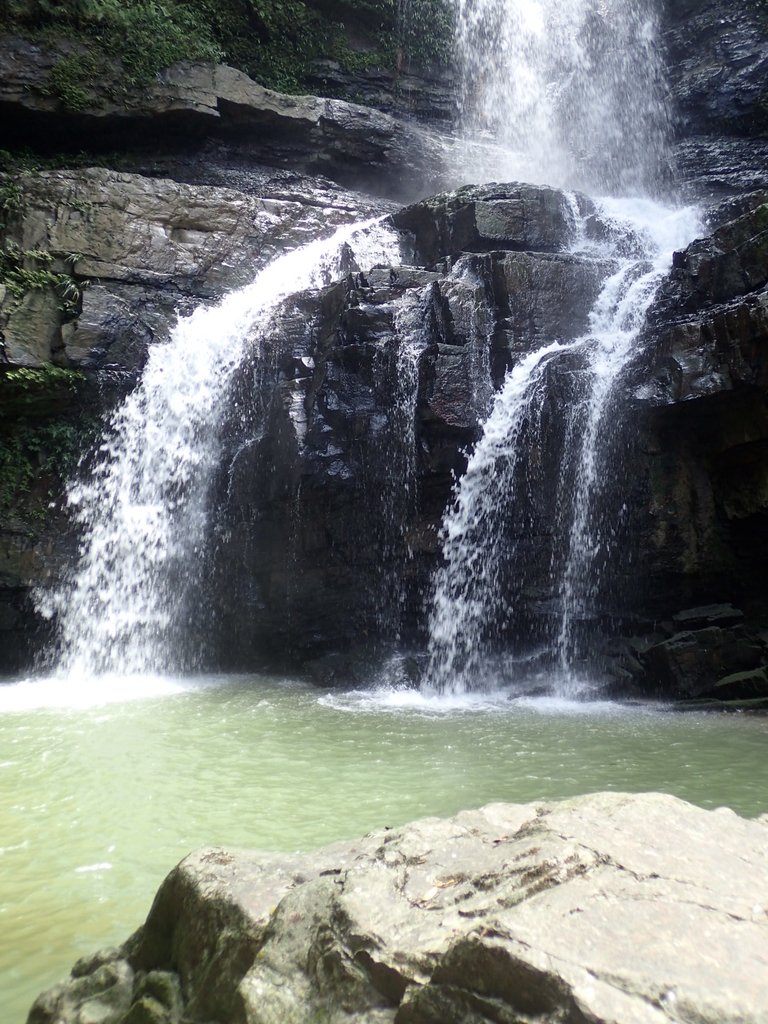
[426,199,702,694]
[453,0,670,193]
[42,220,401,677]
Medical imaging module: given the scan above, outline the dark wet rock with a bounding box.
[637,626,766,699]
[491,251,615,356]
[391,183,589,267]
[662,0,768,199]
[706,667,768,701]
[663,0,768,140]
[27,793,768,1024]
[674,137,768,201]
[303,58,456,127]
[658,201,768,315]
[605,195,768,655]
[672,604,745,630]
[205,184,624,670]
[0,35,449,201]
[673,695,768,713]
[210,266,432,669]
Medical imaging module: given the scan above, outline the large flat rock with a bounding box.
[0,166,388,371]
[28,792,768,1024]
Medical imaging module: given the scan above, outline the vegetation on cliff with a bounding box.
[0,0,454,100]
[0,366,92,522]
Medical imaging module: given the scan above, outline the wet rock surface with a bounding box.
[0,35,449,201]
[27,792,768,1024]
[392,183,591,266]
[662,0,768,199]
[605,197,768,703]
[206,182,611,671]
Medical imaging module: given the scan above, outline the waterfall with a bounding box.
[426,339,572,693]
[381,289,430,634]
[554,200,703,671]
[418,0,703,694]
[426,200,702,695]
[453,0,671,193]
[42,220,401,678]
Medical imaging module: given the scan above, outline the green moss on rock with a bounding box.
[0,0,455,99]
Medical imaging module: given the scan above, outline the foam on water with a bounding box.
[318,686,513,715]
[0,674,193,713]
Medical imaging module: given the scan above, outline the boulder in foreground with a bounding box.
[28,792,768,1024]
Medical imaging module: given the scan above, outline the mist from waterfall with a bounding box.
[452,0,671,194]
[41,221,401,678]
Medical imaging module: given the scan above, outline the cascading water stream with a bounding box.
[421,0,703,694]
[369,286,431,645]
[426,339,574,693]
[41,220,401,678]
[554,200,704,672]
[426,200,702,695]
[452,0,670,193]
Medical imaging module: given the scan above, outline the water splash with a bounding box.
[41,220,401,678]
[452,0,671,193]
[425,199,702,695]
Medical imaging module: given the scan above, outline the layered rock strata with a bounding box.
[0,35,449,201]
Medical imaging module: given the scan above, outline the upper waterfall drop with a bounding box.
[42,220,401,679]
[452,0,671,194]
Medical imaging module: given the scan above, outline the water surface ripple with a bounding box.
[1,674,766,1022]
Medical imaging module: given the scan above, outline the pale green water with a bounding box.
[1,673,767,1023]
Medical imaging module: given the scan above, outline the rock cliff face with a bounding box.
[614,194,768,700]
[208,183,616,676]
[2,3,768,696]
[0,35,451,201]
[27,792,768,1024]
[1,166,390,372]
[661,0,768,198]
[198,181,768,702]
